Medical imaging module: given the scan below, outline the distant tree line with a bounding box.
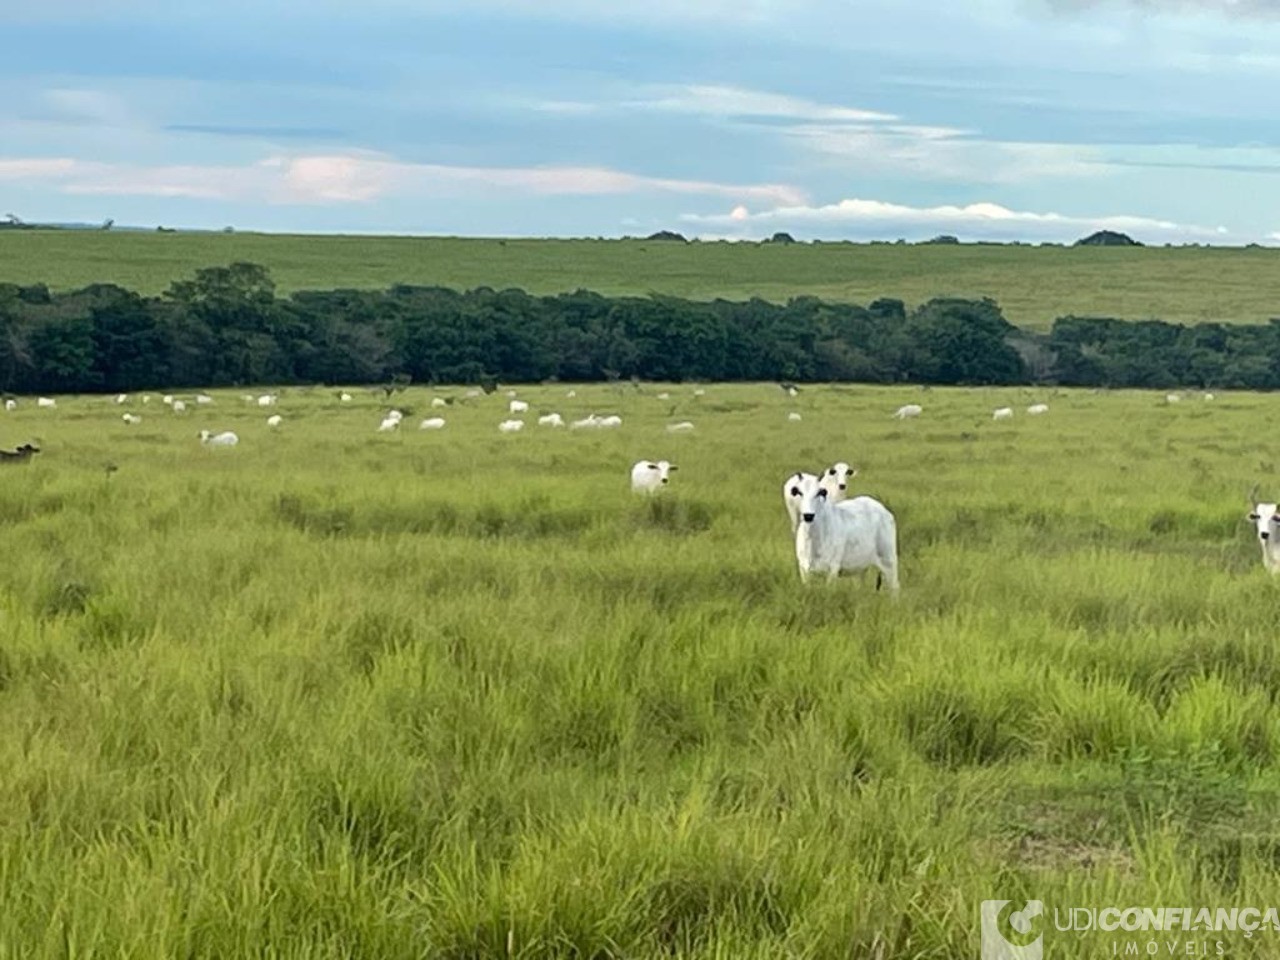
[1,261,1278,393]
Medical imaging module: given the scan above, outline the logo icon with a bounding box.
[981,900,1044,960]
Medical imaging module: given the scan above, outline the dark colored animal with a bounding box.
[0,443,40,463]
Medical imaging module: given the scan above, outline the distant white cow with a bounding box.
[122,413,141,425]
[597,415,622,428]
[196,394,214,405]
[509,399,529,414]
[37,397,56,409]
[4,399,15,412]
[419,417,446,430]
[631,459,677,494]
[171,400,187,414]
[258,394,277,407]
[993,407,1014,421]
[498,419,525,433]
[893,404,922,419]
[432,397,448,409]
[199,429,238,447]
[115,393,128,405]
[267,414,283,427]
[788,412,802,422]
[1166,393,1182,404]
[791,473,899,593]
[377,415,400,432]
[1204,393,1216,401]
[666,421,695,433]
[538,413,565,427]
[340,392,353,402]
[1026,403,1049,415]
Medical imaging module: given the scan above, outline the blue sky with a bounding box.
[3,0,1279,242]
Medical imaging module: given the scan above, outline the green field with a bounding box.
[3,230,1280,330]
[2,383,1279,957]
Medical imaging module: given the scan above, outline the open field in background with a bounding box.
[3,382,1280,956]
[4,230,1280,330]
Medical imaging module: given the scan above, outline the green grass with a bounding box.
[1,383,1280,957]
[3,231,1280,329]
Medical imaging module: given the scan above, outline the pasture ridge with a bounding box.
[3,229,1279,330]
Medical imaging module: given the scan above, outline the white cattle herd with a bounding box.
[4,387,1276,581]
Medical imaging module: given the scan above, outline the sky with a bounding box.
[2,0,1279,243]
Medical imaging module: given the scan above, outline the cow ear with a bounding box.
[668,465,678,470]
[1249,513,1261,521]
[648,462,658,469]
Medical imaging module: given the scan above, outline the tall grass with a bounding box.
[3,231,1280,328]
[1,382,1279,957]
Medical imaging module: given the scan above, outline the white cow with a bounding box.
[419,417,446,430]
[538,413,565,427]
[498,419,525,433]
[791,473,899,593]
[1026,404,1049,415]
[666,421,695,433]
[631,460,677,493]
[199,429,238,447]
[993,407,1014,421]
[893,404,922,419]
[509,399,529,414]
[782,470,819,532]
[1248,488,1280,574]
[820,461,858,502]
[267,414,283,427]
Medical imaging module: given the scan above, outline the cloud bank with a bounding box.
[683,197,1233,244]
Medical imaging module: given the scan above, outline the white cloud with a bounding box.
[0,152,806,207]
[790,123,1106,182]
[0,158,78,179]
[549,82,1104,183]
[627,84,897,123]
[683,196,1235,244]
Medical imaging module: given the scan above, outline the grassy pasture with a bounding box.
[4,230,1280,329]
[2,382,1280,957]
